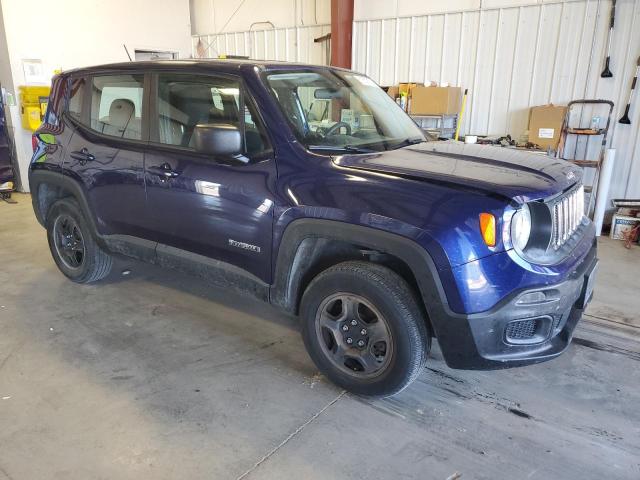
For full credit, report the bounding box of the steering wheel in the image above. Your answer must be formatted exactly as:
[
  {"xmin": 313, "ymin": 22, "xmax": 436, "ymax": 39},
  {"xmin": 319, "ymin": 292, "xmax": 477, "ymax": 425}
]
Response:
[{"xmin": 324, "ymin": 121, "xmax": 352, "ymax": 136}]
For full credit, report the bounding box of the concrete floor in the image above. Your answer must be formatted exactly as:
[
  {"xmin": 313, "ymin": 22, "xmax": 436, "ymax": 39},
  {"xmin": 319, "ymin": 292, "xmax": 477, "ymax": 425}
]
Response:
[{"xmin": 1, "ymin": 193, "xmax": 639, "ymax": 480}]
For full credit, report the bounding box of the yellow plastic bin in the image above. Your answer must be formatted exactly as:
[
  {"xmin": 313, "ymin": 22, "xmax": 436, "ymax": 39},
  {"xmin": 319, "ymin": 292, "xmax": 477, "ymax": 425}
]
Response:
[{"xmin": 19, "ymin": 85, "xmax": 50, "ymax": 131}]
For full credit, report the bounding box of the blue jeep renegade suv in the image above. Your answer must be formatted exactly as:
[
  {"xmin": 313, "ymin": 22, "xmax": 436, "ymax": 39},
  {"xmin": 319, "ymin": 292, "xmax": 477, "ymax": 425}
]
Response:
[{"xmin": 29, "ymin": 60, "xmax": 598, "ymax": 397}]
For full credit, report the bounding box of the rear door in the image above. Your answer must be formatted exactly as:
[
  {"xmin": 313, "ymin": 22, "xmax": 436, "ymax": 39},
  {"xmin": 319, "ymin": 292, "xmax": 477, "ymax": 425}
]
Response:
[
  {"xmin": 143, "ymin": 71, "xmax": 276, "ymax": 283},
  {"xmin": 63, "ymin": 72, "xmax": 152, "ymax": 240}
]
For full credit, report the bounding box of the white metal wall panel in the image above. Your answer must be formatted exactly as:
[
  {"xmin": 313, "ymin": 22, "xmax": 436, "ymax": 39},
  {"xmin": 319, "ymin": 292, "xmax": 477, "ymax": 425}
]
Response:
[
  {"xmin": 192, "ymin": 24, "xmax": 331, "ymax": 64},
  {"xmin": 352, "ymin": 0, "xmax": 640, "ymax": 201}
]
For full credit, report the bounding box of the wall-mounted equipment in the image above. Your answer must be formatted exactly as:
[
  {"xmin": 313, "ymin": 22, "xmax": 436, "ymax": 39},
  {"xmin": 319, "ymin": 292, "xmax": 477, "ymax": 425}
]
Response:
[{"xmin": 19, "ymin": 85, "xmax": 50, "ymax": 131}]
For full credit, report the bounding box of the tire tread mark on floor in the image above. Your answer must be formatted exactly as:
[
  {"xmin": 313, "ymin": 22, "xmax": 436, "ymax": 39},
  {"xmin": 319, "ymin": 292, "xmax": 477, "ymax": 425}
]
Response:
[
  {"xmin": 0, "ymin": 464, "xmax": 14, "ymax": 480},
  {"xmin": 584, "ymin": 313, "xmax": 640, "ymax": 331},
  {"xmin": 235, "ymin": 390, "xmax": 347, "ymax": 480},
  {"xmin": 572, "ymin": 337, "xmax": 640, "ymax": 362},
  {"xmin": 368, "ymin": 368, "xmax": 536, "ymax": 425},
  {"xmin": 425, "ymin": 367, "xmax": 466, "ymax": 384},
  {"xmin": 0, "ymin": 341, "xmax": 25, "ymax": 374}
]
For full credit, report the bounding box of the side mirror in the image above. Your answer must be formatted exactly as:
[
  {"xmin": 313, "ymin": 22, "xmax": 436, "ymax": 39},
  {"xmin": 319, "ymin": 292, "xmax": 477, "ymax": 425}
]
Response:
[{"xmin": 193, "ymin": 123, "xmax": 242, "ymax": 156}]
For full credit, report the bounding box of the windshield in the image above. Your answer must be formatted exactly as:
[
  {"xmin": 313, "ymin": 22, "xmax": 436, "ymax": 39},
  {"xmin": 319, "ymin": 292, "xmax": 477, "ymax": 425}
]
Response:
[{"xmin": 264, "ymin": 70, "xmax": 424, "ymax": 153}]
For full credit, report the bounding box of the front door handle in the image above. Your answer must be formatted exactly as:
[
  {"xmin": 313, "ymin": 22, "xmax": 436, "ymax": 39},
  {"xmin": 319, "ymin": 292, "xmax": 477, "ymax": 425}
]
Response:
[
  {"xmin": 69, "ymin": 148, "xmax": 95, "ymax": 164},
  {"xmin": 148, "ymin": 163, "xmax": 180, "ymax": 179}
]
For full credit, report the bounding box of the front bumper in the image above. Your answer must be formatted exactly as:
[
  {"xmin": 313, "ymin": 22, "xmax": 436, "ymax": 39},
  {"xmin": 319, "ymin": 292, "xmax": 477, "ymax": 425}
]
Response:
[
  {"xmin": 0, "ymin": 164, "xmax": 14, "ymax": 191},
  {"xmin": 433, "ymin": 240, "xmax": 598, "ymax": 370},
  {"xmin": 0, "ymin": 181, "xmax": 14, "ymax": 192}
]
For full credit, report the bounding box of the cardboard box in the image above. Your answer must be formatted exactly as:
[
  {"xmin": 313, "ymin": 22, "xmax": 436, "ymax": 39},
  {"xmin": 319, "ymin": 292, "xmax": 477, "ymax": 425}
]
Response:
[
  {"xmin": 610, "ymin": 214, "xmax": 640, "ymax": 241},
  {"xmin": 409, "ymin": 86, "xmax": 462, "ymax": 115},
  {"xmin": 386, "ymin": 86, "xmax": 399, "ymax": 99},
  {"xmin": 399, "ymin": 83, "xmax": 419, "ymax": 97},
  {"xmin": 528, "ymin": 104, "xmax": 567, "ymax": 150}
]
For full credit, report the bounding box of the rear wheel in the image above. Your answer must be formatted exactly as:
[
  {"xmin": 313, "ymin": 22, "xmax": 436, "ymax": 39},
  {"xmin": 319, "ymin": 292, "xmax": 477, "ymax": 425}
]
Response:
[
  {"xmin": 46, "ymin": 198, "xmax": 113, "ymax": 283},
  {"xmin": 300, "ymin": 261, "xmax": 429, "ymax": 397}
]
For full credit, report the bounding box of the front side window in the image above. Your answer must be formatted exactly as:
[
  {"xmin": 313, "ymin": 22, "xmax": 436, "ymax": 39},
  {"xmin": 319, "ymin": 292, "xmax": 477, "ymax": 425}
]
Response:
[
  {"xmin": 156, "ymin": 73, "xmax": 269, "ymax": 157},
  {"xmin": 265, "ymin": 70, "xmax": 424, "ymax": 153},
  {"xmin": 90, "ymin": 74, "xmax": 144, "ymax": 140}
]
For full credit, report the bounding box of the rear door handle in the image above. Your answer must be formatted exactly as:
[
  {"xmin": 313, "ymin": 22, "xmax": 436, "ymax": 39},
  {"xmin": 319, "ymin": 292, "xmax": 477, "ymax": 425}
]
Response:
[
  {"xmin": 148, "ymin": 163, "xmax": 180, "ymax": 178},
  {"xmin": 69, "ymin": 148, "xmax": 95, "ymax": 164}
]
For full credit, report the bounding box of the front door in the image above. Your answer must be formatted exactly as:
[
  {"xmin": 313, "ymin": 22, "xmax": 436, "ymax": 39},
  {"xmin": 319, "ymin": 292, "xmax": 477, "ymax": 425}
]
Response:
[{"xmin": 144, "ymin": 72, "xmax": 276, "ymax": 284}]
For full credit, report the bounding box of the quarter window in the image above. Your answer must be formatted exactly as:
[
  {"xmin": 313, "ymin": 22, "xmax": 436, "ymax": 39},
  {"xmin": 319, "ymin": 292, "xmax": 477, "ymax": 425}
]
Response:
[
  {"xmin": 156, "ymin": 73, "xmax": 269, "ymax": 157},
  {"xmin": 90, "ymin": 74, "xmax": 144, "ymax": 140},
  {"xmin": 67, "ymin": 77, "xmax": 85, "ymax": 121}
]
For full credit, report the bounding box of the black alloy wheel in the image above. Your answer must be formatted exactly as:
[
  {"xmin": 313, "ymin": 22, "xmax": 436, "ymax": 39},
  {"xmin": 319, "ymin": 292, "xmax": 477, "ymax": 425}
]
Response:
[{"xmin": 52, "ymin": 214, "xmax": 86, "ymax": 270}]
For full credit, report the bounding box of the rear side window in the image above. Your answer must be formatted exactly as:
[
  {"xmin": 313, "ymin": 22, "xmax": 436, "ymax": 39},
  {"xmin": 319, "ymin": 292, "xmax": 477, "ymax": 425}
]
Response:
[
  {"xmin": 90, "ymin": 74, "xmax": 144, "ymax": 140},
  {"xmin": 155, "ymin": 73, "xmax": 269, "ymax": 157}
]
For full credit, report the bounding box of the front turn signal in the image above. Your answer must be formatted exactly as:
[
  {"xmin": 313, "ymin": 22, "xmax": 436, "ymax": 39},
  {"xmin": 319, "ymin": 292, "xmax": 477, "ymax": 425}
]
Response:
[{"xmin": 479, "ymin": 213, "xmax": 496, "ymax": 247}]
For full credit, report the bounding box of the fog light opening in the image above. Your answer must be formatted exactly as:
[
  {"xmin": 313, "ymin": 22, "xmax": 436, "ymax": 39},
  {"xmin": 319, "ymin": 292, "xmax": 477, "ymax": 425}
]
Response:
[{"xmin": 516, "ymin": 291, "xmax": 547, "ymax": 305}]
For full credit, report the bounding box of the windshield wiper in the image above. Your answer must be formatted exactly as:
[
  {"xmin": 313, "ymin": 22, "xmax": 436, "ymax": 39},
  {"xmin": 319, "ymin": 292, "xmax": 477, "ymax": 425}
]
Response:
[
  {"xmin": 308, "ymin": 144, "xmax": 377, "ymax": 154},
  {"xmin": 387, "ymin": 137, "xmax": 425, "ymax": 150}
]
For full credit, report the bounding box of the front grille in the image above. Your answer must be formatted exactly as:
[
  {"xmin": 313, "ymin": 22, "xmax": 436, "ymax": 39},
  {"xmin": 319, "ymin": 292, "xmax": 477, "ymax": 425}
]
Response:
[
  {"xmin": 551, "ymin": 185, "xmax": 585, "ymax": 250},
  {"xmin": 505, "ymin": 319, "xmax": 537, "ymax": 340}
]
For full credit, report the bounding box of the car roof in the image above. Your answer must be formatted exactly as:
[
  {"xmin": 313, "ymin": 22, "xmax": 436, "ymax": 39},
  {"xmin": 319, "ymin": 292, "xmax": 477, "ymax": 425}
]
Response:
[{"xmin": 62, "ymin": 59, "xmax": 352, "ymax": 76}]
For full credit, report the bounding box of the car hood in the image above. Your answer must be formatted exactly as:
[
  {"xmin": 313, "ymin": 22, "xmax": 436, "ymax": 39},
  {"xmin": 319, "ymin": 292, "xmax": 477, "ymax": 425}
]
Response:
[{"xmin": 333, "ymin": 142, "xmax": 582, "ymax": 203}]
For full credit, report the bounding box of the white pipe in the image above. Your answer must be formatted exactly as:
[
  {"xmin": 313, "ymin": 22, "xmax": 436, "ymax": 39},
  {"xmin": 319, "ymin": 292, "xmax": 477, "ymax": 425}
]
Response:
[{"xmin": 593, "ymin": 148, "xmax": 615, "ymax": 236}]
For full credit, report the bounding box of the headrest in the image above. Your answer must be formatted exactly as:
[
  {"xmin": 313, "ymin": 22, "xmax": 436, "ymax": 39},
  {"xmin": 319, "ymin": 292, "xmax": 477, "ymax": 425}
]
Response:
[{"xmin": 108, "ymin": 99, "xmax": 135, "ymax": 125}]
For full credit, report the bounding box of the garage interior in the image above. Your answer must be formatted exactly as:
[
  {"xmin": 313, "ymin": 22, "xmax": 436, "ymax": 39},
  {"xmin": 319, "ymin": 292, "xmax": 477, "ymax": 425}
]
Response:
[{"xmin": 1, "ymin": 1, "xmax": 640, "ymax": 479}]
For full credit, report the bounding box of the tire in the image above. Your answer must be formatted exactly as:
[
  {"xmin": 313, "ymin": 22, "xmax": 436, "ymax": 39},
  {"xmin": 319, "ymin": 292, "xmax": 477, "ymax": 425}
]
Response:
[
  {"xmin": 300, "ymin": 261, "xmax": 430, "ymax": 397},
  {"xmin": 46, "ymin": 198, "xmax": 113, "ymax": 283}
]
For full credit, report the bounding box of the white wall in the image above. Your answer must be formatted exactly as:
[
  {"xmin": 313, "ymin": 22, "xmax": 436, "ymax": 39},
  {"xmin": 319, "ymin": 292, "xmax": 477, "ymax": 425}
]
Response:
[
  {"xmin": 192, "ymin": 24, "xmax": 332, "ymax": 64},
  {"xmin": 354, "ymin": 0, "xmax": 594, "ymax": 19},
  {"xmin": 0, "ymin": 0, "xmax": 192, "ymax": 191},
  {"xmin": 352, "ymin": 0, "xmax": 640, "ymax": 203},
  {"xmin": 190, "ymin": 0, "xmax": 331, "ymax": 64},
  {"xmin": 190, "ymin": 0, "xmax": 331, "ymax": 35}
]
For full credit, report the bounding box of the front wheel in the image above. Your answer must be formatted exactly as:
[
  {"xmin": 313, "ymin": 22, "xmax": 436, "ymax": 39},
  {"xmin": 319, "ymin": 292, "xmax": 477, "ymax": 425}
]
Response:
[{"xmin": 300, "ymin": 261, "xmax": 430, "ymax": 397}]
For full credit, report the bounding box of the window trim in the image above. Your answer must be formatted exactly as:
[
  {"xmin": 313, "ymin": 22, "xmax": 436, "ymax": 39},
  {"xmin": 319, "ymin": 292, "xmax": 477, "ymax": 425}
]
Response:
[
  {"xmin": 63, "ymin": 71, "xmax": 151, "ymax": 147},
  {"xmin": 147, "ymin": 70, "xmax": 273, "ymax": 161}
]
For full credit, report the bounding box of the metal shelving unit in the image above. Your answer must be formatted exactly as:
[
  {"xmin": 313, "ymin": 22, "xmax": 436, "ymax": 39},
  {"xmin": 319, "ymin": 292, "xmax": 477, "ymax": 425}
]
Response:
[
  {"xmin": 410, "ymin": 114, "xmax": 458, "ymax": 140},
  {"xmin": 557, "ymin": 99, "xmax": 614, "ymax": 218}
]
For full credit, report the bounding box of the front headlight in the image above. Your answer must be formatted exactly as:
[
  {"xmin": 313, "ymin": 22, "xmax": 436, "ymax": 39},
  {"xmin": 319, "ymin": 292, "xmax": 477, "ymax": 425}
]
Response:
[
  {"xmin": 511, "ymin": 204, "xmax": 532, "ymax": 252},
  {"xmin": 509, "ymin": 202, "xmax": 554, "ymax": 257}
]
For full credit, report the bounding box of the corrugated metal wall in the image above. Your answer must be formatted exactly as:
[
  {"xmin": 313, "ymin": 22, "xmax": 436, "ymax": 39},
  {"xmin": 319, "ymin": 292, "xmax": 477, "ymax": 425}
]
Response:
[
  {"xmin": 352, "ymin": 0, "xmax": 640, "ymax": 200},
  {"xmin": 191, "ymin": 23, "xmax": 331, "ymax": 64}
]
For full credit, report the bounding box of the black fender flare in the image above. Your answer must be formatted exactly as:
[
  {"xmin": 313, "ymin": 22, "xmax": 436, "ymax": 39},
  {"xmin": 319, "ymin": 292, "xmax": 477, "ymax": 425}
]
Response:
[
  {"xmin": 29, "ymin": 169, "xmax": 103, "ymax": 242},
  {"xmin": 269, "ymin": 218, "xmax": 451, "ymax": 320},
  {"xmin": 269, "ymin": 219, "xmax": 493, "ymax": 369}
]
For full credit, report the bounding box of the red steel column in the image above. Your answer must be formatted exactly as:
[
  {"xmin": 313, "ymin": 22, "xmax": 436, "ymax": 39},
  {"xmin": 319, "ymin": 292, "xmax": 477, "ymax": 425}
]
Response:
[{"xmin": 330, "ymin": 0, "xmax": 354, "ymax": 69}]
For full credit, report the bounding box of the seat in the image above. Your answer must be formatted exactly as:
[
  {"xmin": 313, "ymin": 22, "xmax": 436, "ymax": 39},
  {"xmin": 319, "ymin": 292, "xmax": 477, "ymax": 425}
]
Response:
[
  {"xmin": 180, "ymin": 86, "xmax": 219, "ymax": 147},
  {"xmin": 101, "ymin": 99, "xmax": 138, "ymax": 139}
]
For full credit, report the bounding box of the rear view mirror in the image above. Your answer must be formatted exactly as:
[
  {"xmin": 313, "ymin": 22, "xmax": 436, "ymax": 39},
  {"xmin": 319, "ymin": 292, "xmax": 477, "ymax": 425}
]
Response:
[
  {"xmin": 193, "ymin": 123, "xmax": 242, "ymax": 156},
  {"xmin": 314, "ymin": 88, "xmax": 347, "ymax": 100}
]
